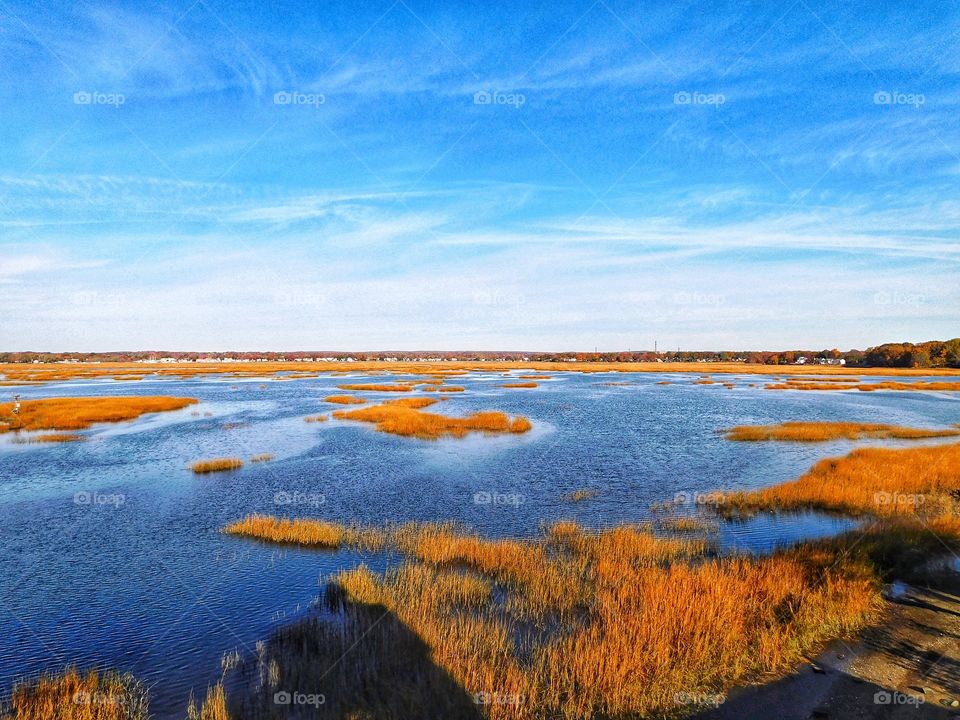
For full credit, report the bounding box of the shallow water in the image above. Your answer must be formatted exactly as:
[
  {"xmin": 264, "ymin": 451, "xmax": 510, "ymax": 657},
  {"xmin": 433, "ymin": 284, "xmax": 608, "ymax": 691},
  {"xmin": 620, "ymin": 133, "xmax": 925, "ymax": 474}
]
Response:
[{"xmin": 0, "ymin": 371, "xmax": 957, "ymax": 717}]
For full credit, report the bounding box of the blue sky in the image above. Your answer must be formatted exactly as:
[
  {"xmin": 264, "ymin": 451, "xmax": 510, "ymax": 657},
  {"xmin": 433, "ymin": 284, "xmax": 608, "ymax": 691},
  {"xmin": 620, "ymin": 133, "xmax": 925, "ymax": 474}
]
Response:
[{"xmin": 1, "ymin": 0, "xmax": 957, "ymax": 351}]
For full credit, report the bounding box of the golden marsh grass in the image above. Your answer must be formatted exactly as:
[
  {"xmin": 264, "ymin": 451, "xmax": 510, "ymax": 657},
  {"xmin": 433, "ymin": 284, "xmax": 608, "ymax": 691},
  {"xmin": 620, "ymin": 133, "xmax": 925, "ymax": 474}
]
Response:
[
  {"xmin": 191, "ymin": 458, "xmax": 244, "ymax": 474},
  {"xmin": 332, "ymin": 401, "xmax": 532, "ymax": 440},
  {"xmin": 0, "ymin": 396, "xmax": 197, "ymax": 432},
  {"xmin": 224, "ymin": 514, "xmax": 385, "ymax": 551},
  {"xmin": 725, "ymin": 421, "xmax": 960, "ymax": 442},
  {"xmin": 228, "ymin": 520, "xmax": 880, "ymax": 719},
  {"xmin": 1, "ymin": 667, "xmax": 149, "ymax": 720},
  {"xmin": 722, "ymin": 441, "xmax": 960, "ymax": 520}
]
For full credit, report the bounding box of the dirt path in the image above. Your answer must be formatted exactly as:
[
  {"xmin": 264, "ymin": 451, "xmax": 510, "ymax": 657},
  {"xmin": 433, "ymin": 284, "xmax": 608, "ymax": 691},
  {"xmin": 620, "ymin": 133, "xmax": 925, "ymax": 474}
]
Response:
[{"xmin": 695, "ymin": 572, "xmax": 960, "ymax": 719}]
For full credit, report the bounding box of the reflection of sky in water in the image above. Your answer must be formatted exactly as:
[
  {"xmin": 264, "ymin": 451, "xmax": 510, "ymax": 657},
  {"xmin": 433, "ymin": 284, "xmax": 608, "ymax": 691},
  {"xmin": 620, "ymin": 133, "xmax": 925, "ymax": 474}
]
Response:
[{"xmin": 0, "ymin": 372, "xmax": 957, "ymax": 717}]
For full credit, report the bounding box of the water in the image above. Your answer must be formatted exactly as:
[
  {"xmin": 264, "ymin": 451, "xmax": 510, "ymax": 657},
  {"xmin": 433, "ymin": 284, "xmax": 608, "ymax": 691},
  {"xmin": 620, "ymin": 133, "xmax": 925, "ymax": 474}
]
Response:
[{"xmin": 1, "ymin": 371, "xmax": 957, "ymax": 717}]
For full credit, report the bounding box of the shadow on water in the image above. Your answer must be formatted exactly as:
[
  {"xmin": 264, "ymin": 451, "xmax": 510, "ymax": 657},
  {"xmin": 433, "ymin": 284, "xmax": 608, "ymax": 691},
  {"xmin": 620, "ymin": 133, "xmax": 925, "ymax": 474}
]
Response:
[{"xmin": 226, "ymin": 585, "xmax": 484, "ymax": 720}]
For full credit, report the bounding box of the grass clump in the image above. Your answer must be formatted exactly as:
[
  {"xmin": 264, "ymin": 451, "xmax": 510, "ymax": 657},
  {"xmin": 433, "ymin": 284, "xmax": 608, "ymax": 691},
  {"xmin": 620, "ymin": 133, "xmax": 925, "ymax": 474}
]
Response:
[
  {"xmin": 224, "ymin": 514, "xmax": 385, "ymax": 551},
  {"xmin": 0, "ymin": 396, "xmax": 197, "ymax": 432},
  {"xmin": 336, "ymin": 383, "xmax": 413, "ymax": 392},
  {"xmin": 12, "ymin": 432, "xmax": 84, "ymax": 443},
  {"xmin": 765, "ymin": 380, "xmax": 960, "ymax": 392},
  {"xmin": 725, "ymin": 421, "xmax": 960, "ymax": 442},
  {"xmin": 563, "ymin": 489, "xmax": 598, "ymax": 502},
  {"xmin": 1, "ymin": 667, "xmax": 149, "ymax": 720},
  {"xmin": 332, "ymin": 401, "xmax": 532, "ymax": 440},
  {"xmin": 323, "ymin": 395, "xmax": 366, "ymax": 404},
  {"xmin": 249, "ymin": 453, "xmax": 273, "ymax": 463},
  {"xmin": 722, "ymin": 441, "xmax": 960, "ymax": 520},
  {"xmin": 191, "ymin": 458, "xmax": 244, "ymax": 474},
  {"xmin": 303, "ymin": 415, "xmax": 328, "ymax": 422},
  {"xmin": 502, "ymin": 382, "xmax": 537, "ymax": 389}
]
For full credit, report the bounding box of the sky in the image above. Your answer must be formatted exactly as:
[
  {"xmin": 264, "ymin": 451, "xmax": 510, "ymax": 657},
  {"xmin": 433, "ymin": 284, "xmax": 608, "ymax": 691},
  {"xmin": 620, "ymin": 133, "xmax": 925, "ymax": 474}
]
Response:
[{"xmin": 0, "ymin": 0, "xmax": 958, "ymax": 352}]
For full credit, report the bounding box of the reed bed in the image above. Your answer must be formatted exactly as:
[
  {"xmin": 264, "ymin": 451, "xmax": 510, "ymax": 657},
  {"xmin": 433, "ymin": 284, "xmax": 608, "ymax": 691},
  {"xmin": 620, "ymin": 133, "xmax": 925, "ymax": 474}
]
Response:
[
  {"xmin": 333, "ymin": 401, "xmax": 532, "ymax": 440},
  {"xmin": 765, "ymin": 380, "xmax": 960, "ymax": 392},
  {"xmin": 303, "ymin": 415, "xmax": 328, "ymax": 422},
  {"xmin": 722, "ymin": 441, "xmax": 960, "ymax": 519},
  {"xmin": 249, "ymin": 453, "xmax": 273, "ymax": 463},
  {"xmin": 11, "ymin": 432, "xmax": 84, "ymax": 443},
  {"xmin": 224, "ymin": 520, "xmax": 879, "ymax": 720},
  {"xmin": 191, "ymin": 458, "xmax": 244, "ymax": 474},
  {"xmin": 323, "ymin": 395, "xmax": 366, "ymax": 404},
  {"xmin": 0, "ymin": 667, "xmax": 149, "ymax": 720},
  {"xmin": 693, "ymin": 379, "xmax": 715, "ymax": 385},
  {"xmin": 658, "ymin": 516, "xmax": 716, "ymax": 532},
  {"xmin": 4, "ymin": 360, "xmax": 957, "ymax": 385},
  {"xmin": 437, "ymin": 386, "xmax": 465, "ymax": 392},
  {"xmin": 224, "ymin": 514, "xmax": 385, "ymax": 551},
  {"xmin": 0, "ymin": 396, "xmax": 197, "ymax": 432},
  {"xmin": 336, "ymin": 383, "xmax": 414, "ymax": 392},
  {"xmin": 725, "ymin": 421, "xmax": 960, "ymax": 442},
  {"xmin": 502, "ymin": 382, "xmax": 537, "ymax": 389},
  {"xmin": 185, "ymin": 683, "xmax": 230, "ymax": 720}
]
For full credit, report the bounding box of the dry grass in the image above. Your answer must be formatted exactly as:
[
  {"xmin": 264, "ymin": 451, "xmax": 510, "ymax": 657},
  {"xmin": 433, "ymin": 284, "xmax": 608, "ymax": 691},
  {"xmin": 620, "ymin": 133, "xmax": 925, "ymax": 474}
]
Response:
[
  {"xmin": 502, "ymin": 382, "xmax": 538, "ymax": 389},
  {"xmin": 658, "ymin": 516, "xmax": 716, "ymax": 532},
  {"xmin": 185, "ymin": 683, "xmax": 230, "ymax": 720},
  {"xmin": 224, "ymin": 514, "xmax": 385, "ymax": 551},
  {"xmin": 303, "ymin": 415, "xmax": 328, "ymax": 422},
  {"xmin": 229, "ymin": 521, "xmax": 879, "ymax": 720},
  {"xmin": 1, "ymin": 667, "xmax": 149, "ymax": 720},
  {"xmin": 6, "ymin": 360, "xmax": 956, "ymax": 385},
  {"xmin": 518, "ymin": 375, "xmax": 552, "ymax": 380},
  {"xmin": 336, "ymin": 383, "xmax": 413, "ymax": 392},
  {"xmin": 0, "ymin": 396, "xmax": 197, "ymax": 432},
  {"xmin": 694, "ymin": 379, "xmax": 715, "ymax": 385},
  {"xmin": 323, "ymin": 395, "xmax": 366, "ymax": 404},
  {"xmin": 191, "ymin": 458, "xmax": 244, "ymax": 474},
  {"xmin": 722, "ymin": 441, "xmax": 960, "ymax": 519},
  {"xmin": 765, "ymin": 380, "xmax": 960, "ymax": 392},
  {"xmin": 437, "ymin": 386, "xmax": 465, "ymax": 392},
  {"xmin": 332, "ymin": 401, "xmax": 532, "ymax": 440},
  {"xmin": 12, "ymin": 432, "xmax": 84, "ymax": 443},
  {"xmin": 564, "ymin": 489, "xmax": 598, "ymax": 502},
  {"xmin": 249, "ymin": 453, "xmax": 274, "ymax": 463},
  {"xmin": 725, "ymin": 421, "xmax": 960, "ymax": 442},
  {"xmin": 384, "ymin": 397, "xmax": 440, "ymax": 409}
]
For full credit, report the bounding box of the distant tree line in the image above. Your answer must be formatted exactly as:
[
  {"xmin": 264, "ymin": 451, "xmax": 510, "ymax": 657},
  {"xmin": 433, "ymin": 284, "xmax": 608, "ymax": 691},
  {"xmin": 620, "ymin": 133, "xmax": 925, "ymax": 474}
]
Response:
[{"xmin": 1, "ymin": 339, "xmax": 957, "ymax": 367}]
